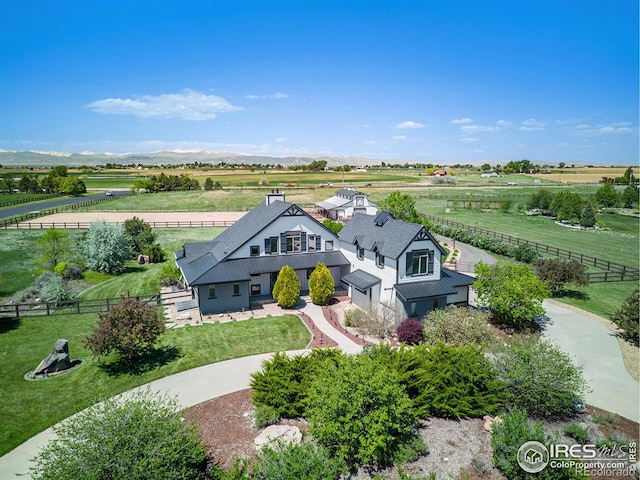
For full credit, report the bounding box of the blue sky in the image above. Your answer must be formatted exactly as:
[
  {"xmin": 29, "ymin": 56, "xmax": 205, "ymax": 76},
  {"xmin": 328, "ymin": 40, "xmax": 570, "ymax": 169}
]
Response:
[{"xmin": 0, "ymin": 1, "xmax": 637, "ymax": 165}]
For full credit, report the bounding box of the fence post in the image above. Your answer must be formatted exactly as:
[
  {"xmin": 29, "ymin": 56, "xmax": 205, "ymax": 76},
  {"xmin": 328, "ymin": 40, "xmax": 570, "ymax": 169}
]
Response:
[
  {"xmin": 15, "ymin": 304, "xmax": 19, "ymax": 319},
  {"xmin": 46, "ymin": 302, "xmax": 50, "ymax": 315},
  {"xmin": 76, "ymin": 300, "xmax": 80, "ymax": 314}
]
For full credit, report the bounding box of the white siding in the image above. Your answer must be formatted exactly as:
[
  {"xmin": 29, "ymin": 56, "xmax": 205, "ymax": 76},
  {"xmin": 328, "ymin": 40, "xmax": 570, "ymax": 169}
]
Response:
[
  {"xmin": 397, "ymin": 239, "xmax": 442, "ymax": 284},
  {"xmin": 228, "ymin": 215, "xmax": 339, "ymax": 260},
  {"xmin": 447, "ymin": 285, "xmax": 469, "ymax": 304}
]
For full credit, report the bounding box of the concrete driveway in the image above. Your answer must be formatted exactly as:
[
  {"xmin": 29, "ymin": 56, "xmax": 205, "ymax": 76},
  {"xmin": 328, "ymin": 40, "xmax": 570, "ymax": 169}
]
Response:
[{"xmin": 542, "ymin": 300, "xmax": 639, "ymax": 423}]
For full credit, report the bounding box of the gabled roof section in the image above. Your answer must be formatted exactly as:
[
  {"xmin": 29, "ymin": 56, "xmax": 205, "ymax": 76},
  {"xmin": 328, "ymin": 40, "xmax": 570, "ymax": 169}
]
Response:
[
  {"xmin": 177, "ymin": 200, "xmax": 341, "ymax": 286},
  {"xmin": 339, "ymin": 212, "xmax": 445, "ymax": 259}
]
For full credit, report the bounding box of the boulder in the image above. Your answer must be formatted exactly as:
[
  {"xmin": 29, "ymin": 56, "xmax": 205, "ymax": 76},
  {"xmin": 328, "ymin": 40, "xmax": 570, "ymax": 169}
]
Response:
[
  {"xmin": 34, "ymin": 339, "xmax": 71, "ymax": 376},
  {"xmin": 254, "ymin": 425, "xmax": 302, "ymax": 450},
  {"xmin": 483, "ymin": 415, "xmax": 503, "ymax": 433}
]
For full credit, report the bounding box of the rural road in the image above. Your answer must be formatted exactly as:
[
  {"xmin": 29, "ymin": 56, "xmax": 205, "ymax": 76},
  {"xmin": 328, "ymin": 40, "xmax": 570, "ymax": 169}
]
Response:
[{"xmin": 0, "ymin": 191, "xmax": 129, "ymax": 220}]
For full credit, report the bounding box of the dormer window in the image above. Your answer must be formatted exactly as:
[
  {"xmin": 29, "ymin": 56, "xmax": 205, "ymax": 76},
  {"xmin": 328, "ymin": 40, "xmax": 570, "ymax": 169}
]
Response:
[
  {"xmin": 376, "ymin": 251, "xmax": 385, "ymax": 268},
  {"xmin": 357, "ymin": 247, "xmax": 365, "ymax": 260},
  {"xmin": 355, "ymin": 196, "xmax": 364, "ymax": 206}
]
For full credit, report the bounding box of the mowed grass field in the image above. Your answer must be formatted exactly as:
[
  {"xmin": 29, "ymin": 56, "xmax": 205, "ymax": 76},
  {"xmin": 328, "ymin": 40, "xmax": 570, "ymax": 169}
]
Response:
[
  {"xmin": 0, "ymin": 227, "xmax": 223, "ymax": 300},
  {"xmin": 0, "ymin": 313, "xmax": 310, "ymax": 456}
]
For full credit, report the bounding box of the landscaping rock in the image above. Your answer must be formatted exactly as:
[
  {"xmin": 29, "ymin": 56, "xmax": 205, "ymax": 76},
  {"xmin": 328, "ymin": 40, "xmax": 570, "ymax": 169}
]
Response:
[
  {"xmin": 254, "ymin": 425, "xmax": 302, "ymax": 450},
  {"xmin": 482, "ymin": 415, "xmax": 503, "ymax": 433},
  {"xmin": 34, "ymin": 339, "xmax": 71, "ymax": 376}
]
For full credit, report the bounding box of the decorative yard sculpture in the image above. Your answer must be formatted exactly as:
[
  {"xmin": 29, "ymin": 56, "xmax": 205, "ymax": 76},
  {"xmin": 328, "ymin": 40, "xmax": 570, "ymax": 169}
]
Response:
[{"xmin": 33, "ymin": 338, "xmax": 71, "ymax": 376}]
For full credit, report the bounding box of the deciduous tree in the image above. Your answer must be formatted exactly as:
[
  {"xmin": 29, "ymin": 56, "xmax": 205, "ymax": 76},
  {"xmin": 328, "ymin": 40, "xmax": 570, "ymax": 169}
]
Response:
[
  {"xmin": 473, "ymin": 262, "xmax": 550, "ymax": 331},
  {"xmin": 123, "ymin": 216, "xmax": 157, "ymax": 255},
  {"xmin": 83, "ymin": 296, "xmax": 164, "ymax": 361},
  {"xmin": 379, "ymin": 191, "xmax": 421, "ymax": 223},
  {"xmin": 534, "ymin": 258, "xmax": 589, "ymax": 295},
  {"xmin": 36, "ymin": 228, "xmax": 73, "ymax": 271},
  {"xmin": 81, "ymin": 220, "xmax": 132, "ymax": 274}
]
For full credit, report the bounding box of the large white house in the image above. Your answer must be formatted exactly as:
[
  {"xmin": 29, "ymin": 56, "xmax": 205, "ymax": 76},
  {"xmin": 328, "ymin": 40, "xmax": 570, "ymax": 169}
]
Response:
[{"xmin": 176, "ymin": 193, "xmax": 474, "ymax": 322}]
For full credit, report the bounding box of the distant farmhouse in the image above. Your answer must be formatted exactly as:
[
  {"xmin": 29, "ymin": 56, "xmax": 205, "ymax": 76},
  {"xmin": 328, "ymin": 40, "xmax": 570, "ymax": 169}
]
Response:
[
  {"xmin": 314, "ymin": 187, "xmax": 378, "ymax": 221},
  {"xmin": 176, "ymin": 193, "xmax": 474, "ymax": 323}
]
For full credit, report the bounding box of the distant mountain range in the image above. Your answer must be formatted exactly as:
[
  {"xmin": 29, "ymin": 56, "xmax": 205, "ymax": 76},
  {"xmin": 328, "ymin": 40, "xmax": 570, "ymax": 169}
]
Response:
[{"xmin": 0, "ymin": 150, "xmax": 393, "ymax": 168}]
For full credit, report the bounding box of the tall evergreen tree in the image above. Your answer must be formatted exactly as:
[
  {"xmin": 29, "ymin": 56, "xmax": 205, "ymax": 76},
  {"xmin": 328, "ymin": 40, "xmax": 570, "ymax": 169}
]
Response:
[
  {"xmin": 308, "ymin": 262, "xmax": 334, "ymax": 305},
  {"xmin": 579, "ymin": 201, "xmax": 596, "ymax": 227},
  {"xmin": 272, "ymin": 265, "xmax": 300, "ymax": 308}
]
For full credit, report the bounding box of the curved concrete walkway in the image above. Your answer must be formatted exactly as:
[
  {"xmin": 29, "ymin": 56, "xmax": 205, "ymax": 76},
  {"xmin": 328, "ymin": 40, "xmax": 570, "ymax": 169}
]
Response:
[
  {"xmin": 2, "ymin": 290, "xmax": 637, "ymax": 477},
  {"xmin": 541, "ymin": 300, "xmax": 639, "ymax": 423}
]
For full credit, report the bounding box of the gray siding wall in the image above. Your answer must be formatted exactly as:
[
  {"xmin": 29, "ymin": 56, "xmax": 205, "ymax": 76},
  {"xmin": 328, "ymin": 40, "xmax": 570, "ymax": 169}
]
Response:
[{"xmin": 197, "ymin": 281, "xmax": 250, "ymax": 314}]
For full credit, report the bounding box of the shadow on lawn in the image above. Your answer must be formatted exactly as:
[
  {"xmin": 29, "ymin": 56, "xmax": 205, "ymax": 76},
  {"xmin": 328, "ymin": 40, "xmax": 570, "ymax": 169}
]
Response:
[
  {"xmin": 99, "ymin": 345, "xmax": 183, "ymax": 376},
  {"xmin": 0, "ymin": 317, "xmax": 20, "ymax": 334},
  {"xmin": 554, "ymin": 288, "xmax": 590, "ymax": 300}
]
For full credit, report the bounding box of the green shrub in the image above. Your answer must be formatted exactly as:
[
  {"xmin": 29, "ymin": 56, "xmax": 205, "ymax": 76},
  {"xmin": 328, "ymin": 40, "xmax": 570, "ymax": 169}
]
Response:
[
  {"xmin": 81, "ymin": 221, "xmax": 133, "ymax": 274},
  {"xmin": 54, "ymin": 261, "xmax": 68, "ymax": 277},
  {"xmin": 272, "ymin": 265, "xmax": 300, "ymax": 308},
  {"xmin": 579, "ymin": 202, "xmax": 596, "ymax": 227},
  {"xmin": 158, "ymin": 263, "xmax": 183, "ymax": 288},
  {"xmin": 510, "ymin": 243, "xmax": 539, "ymax": 264},
  {"xmin": 307, "ymin": 354, "xmax": 419, "ymax": 470},
  {"xmin": 321, "ymin": 218, "xmax": 343, "ymax": 234},
  {"xmin": 563, "ymin": 422, "xmax": 588, "ymax": 444},
  {"xmin": 491, "ymin": 408, "xmax": 587, "ymax": 480},
  {"xmin": 610, "ymin": 289, "xmax": 639, "ymax": 343},
  {"xmin": 143, "ymin": 244, "xmax": 166, "ymax": 263},
  {"xmin": 63, "ymin": 264, "xmax": 83, "ymax": 280},
  {"xmin": 40, "ymin": 276, "xmax": 72, "ymax": 303},
  {"xmin": 592, "ymin": 412, "xmax": 618, "ymax": 428},
  {"xmin": 253, "ymin": 440, "xmax": 343, "ymax": 480},
  {"xmin": 308, "ymin": 262, "xmax": 334, "ymax": 305},
  {"xmin": 422, "ymin": 305, "xmax": 493, "ymax": 346},
  {"xmin": 491, "ymin": 338, "xmax": 589, "ymax": 418},
  {"xmin": 250, "ymin": 349, "xmax": 345, "ymax": 419},
  {"xmin": 397, "ymin": 344, "xmax": 504, "ymax": 419},
  {"xmin": 253, "ymin": 405, "xmax": 280, "ymax": 429},
  {"xmin": 30, "ymin": 389, "xmax": 208, "ymax": 480}
]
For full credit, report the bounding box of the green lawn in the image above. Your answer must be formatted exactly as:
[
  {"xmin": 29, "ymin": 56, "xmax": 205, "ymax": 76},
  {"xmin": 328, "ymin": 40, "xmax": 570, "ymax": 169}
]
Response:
[
  {"xmin": 0, "ymin": 227, "xmax": 223, "ymax": 300},
  {"xmin": 416, "ymin": 205, "xmax": 638, "ymax": 269},
  {"xmin": 553, "ymin": 281, "xmax": 638, "ymax": 319},
  {"xmin": 0, "ymin": 313, "xmax": 310, "ymax": 456}
]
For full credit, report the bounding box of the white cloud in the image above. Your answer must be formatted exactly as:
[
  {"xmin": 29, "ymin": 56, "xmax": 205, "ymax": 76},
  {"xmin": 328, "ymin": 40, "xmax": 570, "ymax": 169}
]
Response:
[
  {"xmin": 392, "ymin": 135, "xmax": 407, "ymax": 140},
  {"xmin": 570, "ymin": 122, "xmax": 636, "ymax": 137},
  {"xmin": 245, "ymin": 92, "xmax": 288, "ymax": 100},
  {"xmin": 461, "ymin": 124, "xmax": 500, "ymax": 133},
  {"xmin": 85, "ymin": 89, "xmax": 242, "ymax": 120},
  {"xmin": 450, "ymin": 118, "xmax": 473, "ymax": 124},
  {"xmin": 394, "ymin": 121, "xmax": 425, "ymax": 129},
  {"xmin": 460, "ymin": 137, "xmax": 479, "ymax": 143},
  {"xmin": 275, "ymin": 137, "xmax": 288, "ymax": 142},
  {"xmin": 496, "ymin": 119, "xmax": 512, "ymax": 127},
  {"xmin": 518, "ymin": 118, "xmax": 546, "ymax": 131}
]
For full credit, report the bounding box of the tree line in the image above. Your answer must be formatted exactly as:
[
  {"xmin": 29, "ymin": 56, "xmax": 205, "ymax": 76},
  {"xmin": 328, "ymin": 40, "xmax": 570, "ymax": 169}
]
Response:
[{"xmin": 1, "ymin": 166, "xmax": 86, "ymax": 195}]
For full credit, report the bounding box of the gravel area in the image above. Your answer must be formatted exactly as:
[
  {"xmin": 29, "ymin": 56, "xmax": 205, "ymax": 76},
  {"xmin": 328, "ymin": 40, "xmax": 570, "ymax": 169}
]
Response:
[{"xmin": 186, "ymin": 389, "xmax": 639, "ymax": 479}]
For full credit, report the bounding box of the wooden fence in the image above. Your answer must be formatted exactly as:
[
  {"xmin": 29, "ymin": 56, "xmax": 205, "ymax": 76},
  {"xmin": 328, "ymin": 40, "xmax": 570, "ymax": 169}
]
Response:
[
  {"xmin": 0, "ymin": 193, "xmax": 62, "ymax": 208},
  {"xmin": 426, "ymin": 214, "xmax": 639, "ymax": 282},
  {"xmin": 0, "ymin": 196, "xmax": 117, "ymax": 229},
  {"xmin": 9, "ymin": 219, "xmax": 237, "ymax": 229},
  {"xmin": 0, "ymin": 290, "xmax": 191, "ymax": 319}
]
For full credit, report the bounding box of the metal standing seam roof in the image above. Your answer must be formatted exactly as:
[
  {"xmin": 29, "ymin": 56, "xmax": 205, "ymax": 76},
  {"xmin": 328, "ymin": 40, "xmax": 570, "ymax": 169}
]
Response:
[
  {"xmin": 315, "ymin": 196, "xmax": 351, "ymax": 211},
  {"xmin": 394, "ymin": 269, "xmax": 475, "ymax": 301},
  {"xmin": 185, "ymin": 251, "xmax": 350, "ymax": 286},
  {"xmin": 341, "ymin": 269, "xmax": 381, "ymax": 291}
]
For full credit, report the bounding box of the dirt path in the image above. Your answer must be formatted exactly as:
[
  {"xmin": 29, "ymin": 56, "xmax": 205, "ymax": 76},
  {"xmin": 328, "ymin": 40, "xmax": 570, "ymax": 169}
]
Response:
[{"xmin": 16, "ymin": 211, "xmax": 247, "ymax": 228}]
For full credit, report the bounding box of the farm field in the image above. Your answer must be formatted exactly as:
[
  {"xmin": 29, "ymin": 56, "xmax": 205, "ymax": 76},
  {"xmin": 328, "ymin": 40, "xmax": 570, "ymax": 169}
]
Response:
[{"xmin": 0, "ymin": 313, "xmax": 310, "ymax": 457}]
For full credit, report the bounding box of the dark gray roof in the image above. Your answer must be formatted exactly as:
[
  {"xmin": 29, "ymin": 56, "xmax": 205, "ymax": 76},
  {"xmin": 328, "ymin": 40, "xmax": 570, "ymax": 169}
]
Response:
[
  {"xmin": 185, "ymin": 251, "xmax": 349, "ymax": 286},
  {"xmin": 341, "ymin": 269, "xmax": 381, "ymax": 291},
  {"xmin": 177, "ymin": 199, "xmax": 341, "ymax": 285},
  {"xmin": 339, "ymin": 212, "xmax": 446, "ymax": 259},
  {"xmin": 336, "ymin": 188, "xmax": 364, "ymax": 198},
  {"xmin": 394, "ymin": 269, "xmax": 475, "ymax": 301}
]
